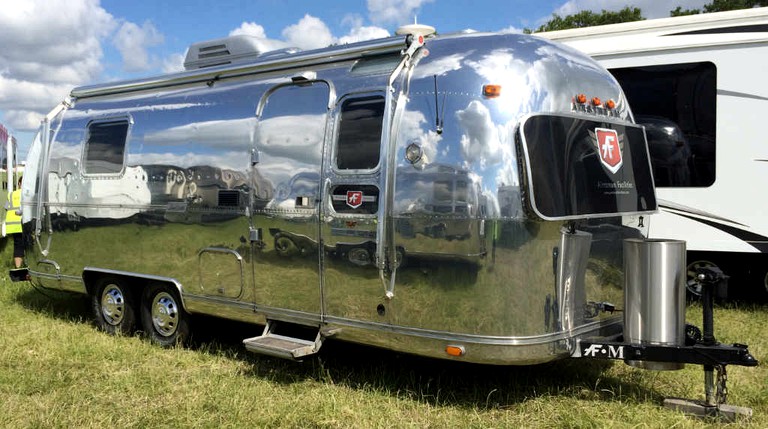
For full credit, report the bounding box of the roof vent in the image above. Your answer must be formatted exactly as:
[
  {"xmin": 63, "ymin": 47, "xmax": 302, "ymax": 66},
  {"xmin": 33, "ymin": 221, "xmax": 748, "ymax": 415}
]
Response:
[{"xmin": 184, "ymin": 35, "xmax": 268, "ymax": 70}]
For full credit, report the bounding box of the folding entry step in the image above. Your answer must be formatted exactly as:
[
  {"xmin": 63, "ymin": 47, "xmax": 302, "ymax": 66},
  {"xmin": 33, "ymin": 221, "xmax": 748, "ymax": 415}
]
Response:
[{"xmin": 242, "ymin": 320, "xmax": 325, "ymax": 360}]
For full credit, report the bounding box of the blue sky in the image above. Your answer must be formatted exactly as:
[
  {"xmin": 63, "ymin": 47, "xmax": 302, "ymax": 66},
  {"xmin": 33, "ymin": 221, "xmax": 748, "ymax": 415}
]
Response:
[{"xmin": 0, "ymin": 0, "xmax": 708, "ymax": 156}]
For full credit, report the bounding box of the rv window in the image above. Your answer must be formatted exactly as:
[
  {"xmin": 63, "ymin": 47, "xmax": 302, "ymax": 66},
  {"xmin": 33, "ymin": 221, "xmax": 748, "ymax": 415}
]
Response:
[
  {"xmin": 609, "ymin": 62, "xmax": 716, "ymax": 187},
  {"xmin": 84, "ymin": 119, "xmax": 129, "ymax": 174},
  {"xmin": 336, "ymin": 96, "xmax": 384, "ymax": 170},
  {"xmin": 521, "ymin": 115, "xmax": 656, "ymax": 220}
]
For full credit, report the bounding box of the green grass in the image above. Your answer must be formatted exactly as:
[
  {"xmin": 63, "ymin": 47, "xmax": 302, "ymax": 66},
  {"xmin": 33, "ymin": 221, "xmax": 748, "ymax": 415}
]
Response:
[{"xmin": 1, "ymin": 274, "xmax": 766, "ymax": 428}]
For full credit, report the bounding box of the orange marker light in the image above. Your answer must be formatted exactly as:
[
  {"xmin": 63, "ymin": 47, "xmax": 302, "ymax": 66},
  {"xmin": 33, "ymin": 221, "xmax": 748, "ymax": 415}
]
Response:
[
  {"xmin": 591, "ymin": 97, "xmax": 602, "ymax": 106},
  {"xmin": 605, "ymin": 99, "xmax": 616, "ymax": 109},
  {"xmin": 482, "ymin": 84, "xmax": 502, "ymax": 98},
  {"xmin": 445, "ymin": 345, "xmax": 465, "ymax": 357},
  {"xmin": 576, "ymin": 93, "xmax": 587, "ymax": 104}
]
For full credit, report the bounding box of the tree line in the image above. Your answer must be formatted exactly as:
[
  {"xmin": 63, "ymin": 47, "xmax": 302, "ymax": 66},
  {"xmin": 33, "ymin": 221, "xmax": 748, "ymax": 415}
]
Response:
[{"xmin": 527, "ymin": 0, "xmax": 768, "ymax": 32}]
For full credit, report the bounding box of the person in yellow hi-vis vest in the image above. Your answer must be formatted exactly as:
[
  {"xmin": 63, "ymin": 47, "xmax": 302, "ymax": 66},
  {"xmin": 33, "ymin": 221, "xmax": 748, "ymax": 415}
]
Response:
[{"xmin": 5, "ymin": 177, "xmax": 23, "ymax": 268}]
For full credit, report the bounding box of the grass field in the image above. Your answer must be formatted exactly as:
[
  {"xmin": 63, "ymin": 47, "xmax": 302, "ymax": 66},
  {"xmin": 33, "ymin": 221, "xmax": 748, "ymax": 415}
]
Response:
[{"xmin": 1, "ymin": 270, "xmax": 766, "ymax": 428}]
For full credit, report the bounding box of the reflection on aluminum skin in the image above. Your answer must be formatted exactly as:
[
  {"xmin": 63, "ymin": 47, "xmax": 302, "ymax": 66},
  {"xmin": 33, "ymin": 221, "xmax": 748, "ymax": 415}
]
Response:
[{"xmin": 22, "ymin": 30, "xmax": 651, "ymax": 365}]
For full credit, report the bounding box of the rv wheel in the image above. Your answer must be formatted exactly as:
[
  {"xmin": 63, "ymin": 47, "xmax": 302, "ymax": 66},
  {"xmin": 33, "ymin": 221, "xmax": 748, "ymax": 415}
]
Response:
[
  {"xmin": 92, "ymin": 277, "xmax": 136, "ymax": 335},
  {"xmin": 141, "ymin": 284, "xmax": 189, "ymax": 347},
  {"xmin": 686, "ymin": 260, "xmax": 719, "ymax": 297}
]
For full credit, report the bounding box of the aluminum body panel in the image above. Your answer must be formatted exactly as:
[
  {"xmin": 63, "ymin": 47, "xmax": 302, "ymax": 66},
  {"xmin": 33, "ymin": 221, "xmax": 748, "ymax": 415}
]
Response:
[{"xmin": 21, "ymin": 32, "xmax": 648, "ymax": 364}]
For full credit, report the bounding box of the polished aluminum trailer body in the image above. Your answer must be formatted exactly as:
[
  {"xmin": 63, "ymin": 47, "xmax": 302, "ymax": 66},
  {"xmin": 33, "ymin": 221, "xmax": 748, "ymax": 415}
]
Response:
[{"xmin": 22, "ymin": 30, "xmax": 656, "ymax": 364}]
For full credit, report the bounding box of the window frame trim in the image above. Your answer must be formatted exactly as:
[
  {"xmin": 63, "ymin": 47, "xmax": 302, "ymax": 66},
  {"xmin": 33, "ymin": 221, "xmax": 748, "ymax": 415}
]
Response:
[
  {"xmin": 331, "ymin": 92, "xmax": 386, "ymax": 175},
  {"xmin": 81, "ymin": 115, "xmax": 133, "ymax": 178}
]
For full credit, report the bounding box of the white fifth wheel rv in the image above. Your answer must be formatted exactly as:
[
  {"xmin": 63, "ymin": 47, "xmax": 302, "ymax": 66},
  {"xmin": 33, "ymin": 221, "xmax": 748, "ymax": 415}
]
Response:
[
  {"xmin": 539, "ymin": 8, "xmax": 768, "ymax": 299},
  {"xmin": 14, "ymin": 26, "xmax": 759, "ymax": 402}
]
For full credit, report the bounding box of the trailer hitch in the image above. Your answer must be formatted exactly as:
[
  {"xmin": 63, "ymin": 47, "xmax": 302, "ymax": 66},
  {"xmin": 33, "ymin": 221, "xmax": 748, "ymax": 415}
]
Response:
[{"xmin": 575, "ymin": 266, "xmax": 758, "ymax": 421}]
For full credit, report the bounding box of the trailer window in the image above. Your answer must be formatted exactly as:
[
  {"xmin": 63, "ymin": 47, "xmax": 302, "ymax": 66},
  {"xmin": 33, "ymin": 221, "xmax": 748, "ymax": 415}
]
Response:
[
  {"xmin": 610, "ymin": 62, "xmax": 716, "ymax": 187},
  {"xmin": 336, "ymin": 96, "xmax": 384, "ymax": 170},
  {"xmin": 84, "ymin": 119, "xmax": 129, "ymax": 174},
  {"xmin": 521, "ymin": 115, "xmax": 656, "ymax": 220}
]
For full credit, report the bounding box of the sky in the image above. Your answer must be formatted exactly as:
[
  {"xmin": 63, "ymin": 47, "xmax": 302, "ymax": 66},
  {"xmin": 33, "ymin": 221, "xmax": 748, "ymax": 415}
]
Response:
[{"xmin": 0, "ymin": 0, "xmax": 710, "ymax": 156}]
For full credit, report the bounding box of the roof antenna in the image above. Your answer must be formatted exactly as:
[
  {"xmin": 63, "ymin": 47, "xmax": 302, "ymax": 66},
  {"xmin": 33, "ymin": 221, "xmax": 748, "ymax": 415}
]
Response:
[
  {"xmin": 395, "ymin": 16, "xmax": 437, "ymax": 37},
  {"xmin": 433, "ymin": 75, "xmax": 444, "ymax": 135}
]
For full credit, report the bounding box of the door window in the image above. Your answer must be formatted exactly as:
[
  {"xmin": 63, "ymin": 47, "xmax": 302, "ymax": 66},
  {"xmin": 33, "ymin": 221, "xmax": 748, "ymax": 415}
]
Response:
[
  {"xmin": 335, "ymin": 96, "xmax": 385, "ymax": 171},
  {"xmin": 254, "ymin": 82, "xmax": 330, "ymax": 213}
]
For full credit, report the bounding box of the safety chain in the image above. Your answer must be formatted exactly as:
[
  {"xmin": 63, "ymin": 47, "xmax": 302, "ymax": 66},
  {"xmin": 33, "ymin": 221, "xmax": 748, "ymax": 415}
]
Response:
[{"xmin": 716, "ymin": 364, "xmax": 728, "ymax": 405}]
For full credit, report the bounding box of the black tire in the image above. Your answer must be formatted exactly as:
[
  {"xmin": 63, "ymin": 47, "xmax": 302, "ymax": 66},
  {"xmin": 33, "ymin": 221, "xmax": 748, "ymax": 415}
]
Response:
[
  {"xmin": 686, "ymin": 259, "xmax": 719, "ymax": 298},
  {"xmin": 140, "ymin": 283, "xmax": 189, "ymax": 347},
  {"xmin": 91, "ymin": 277, "xmax": 137, "ymax": 335}
]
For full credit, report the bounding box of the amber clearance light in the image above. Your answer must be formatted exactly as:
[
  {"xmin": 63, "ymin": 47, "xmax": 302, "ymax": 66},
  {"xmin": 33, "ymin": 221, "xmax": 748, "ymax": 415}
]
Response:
[
  {"xmin": 482, "ymin": 84, "xmax": 502, "ymax": 98},
  {"xmin": 445, "ymin": 345, "xmax": 465, "ymax": 357}
]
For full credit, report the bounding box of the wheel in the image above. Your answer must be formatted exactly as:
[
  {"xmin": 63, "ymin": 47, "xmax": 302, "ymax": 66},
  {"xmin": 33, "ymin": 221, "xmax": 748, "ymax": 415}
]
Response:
[
  {"xmin": 686, "ymin": 259, "xmax": 719, "ymax": 297},
  {"xmin": 91, "ymin": 277, "xmax": 137, "ymax": 335},
  {"xmin": 141, "ymin": 283, "xmax": 189, "ymax": 347}
]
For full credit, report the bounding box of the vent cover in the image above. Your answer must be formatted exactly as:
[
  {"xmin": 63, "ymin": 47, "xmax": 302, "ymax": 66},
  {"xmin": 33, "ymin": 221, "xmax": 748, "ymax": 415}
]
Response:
[
  {"xmin": 218, "ymin": 190, "xmax": 240, "ymax": 207},
  {"xmin": 184, "ymin": 35, "xmax": 268, "ymax": 70}
]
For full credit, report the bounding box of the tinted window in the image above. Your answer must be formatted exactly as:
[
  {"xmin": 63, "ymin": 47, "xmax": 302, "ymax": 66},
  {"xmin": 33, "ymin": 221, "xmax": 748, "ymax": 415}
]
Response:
[
  {"xmin": 336, "ymin": 96, "xmax": 384, "ymax": 170},
  {"xmin": 610, "ymin": 62, "xmax": 716, "ymax": 187},
  {"xmin": 84, "ymin": 120, "xmax": 129, "ymax": 174},
  {"xmin": 521, "ymin": 115, "xmax": 656, "ymax": 220}
]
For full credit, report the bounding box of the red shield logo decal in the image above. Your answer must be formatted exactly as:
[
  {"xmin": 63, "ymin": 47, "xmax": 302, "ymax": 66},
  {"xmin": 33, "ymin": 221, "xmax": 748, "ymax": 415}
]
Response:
[
  {"xmin": 346, "ymin": 191, "xmax": 363, "ymax": 209},
  {"xmin": 595, "ymin": 128, "xmax": 623, "ymax": 174}
]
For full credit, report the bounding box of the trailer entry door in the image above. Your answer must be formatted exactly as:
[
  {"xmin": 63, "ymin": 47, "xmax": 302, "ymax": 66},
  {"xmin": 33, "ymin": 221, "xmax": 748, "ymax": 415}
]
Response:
[
  {"xmin": 321, "ymin": 94, "xmax": 386, "ymax": 322},
  {"xmin": 251, "ymin": 82, "xmax": 330, "ymax": 315}
]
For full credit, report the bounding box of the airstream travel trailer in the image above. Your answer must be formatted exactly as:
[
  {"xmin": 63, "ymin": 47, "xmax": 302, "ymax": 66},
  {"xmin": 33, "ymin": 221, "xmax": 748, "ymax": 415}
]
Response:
[
  {"xmin": 16, "ymin": 26, "xmax": 757, "ymax": 409},
  {"xmin": 538, "ymin": 8, "xmax": 768, "ymax": 299}
]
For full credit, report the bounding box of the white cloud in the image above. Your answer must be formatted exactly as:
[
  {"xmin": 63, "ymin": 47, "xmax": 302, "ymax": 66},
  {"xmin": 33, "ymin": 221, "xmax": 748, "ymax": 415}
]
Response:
[
  {"xmin": 338, "ymin": 25, "xmax": 390, "ymax": 44},
  {"xmin": 0, "ymin": 0, "xmax": 168, "ymax": 134},
  {"xmin": 162, "ymin": 53, "xmax": 186, "ymax": 74},
  {"xmin": 282, "ymin": 15, "xmax": 335, "ymax": 50},
  {"xmin": 2, "ymin": 110, "xmax": 45, "ymax": 132},
  {"xmin": 338, "ymin": 13, "xmax": 390, "ymax": 44},
  {"xmin": 229, "ymin": 22, "xmax": 289, "ymax": 52},
  {"xmin": 113, "ymin": 20, "xmax": 164, "ymax": 72},
  {"xmin": 554, "ymin": 0, "xmax": 709, "ymax": 20},
  {"xmin": 456, "ymin": 101, "xmax": 502, "ymax": 168},
  {"xmin": 367, "ymin": 0, "xmax": 435, "ymax": 26},
  {"xmin": 230, "ymin": 22, "xmax": 269, "ymax": 39},
  {"xmin": 342, "ymin": 13, "xmax": 366, "ymax": 29},
  {"xmin": 499, "ymin": 26, "xmax": 523, "ymax": 34},
  {"xmin": 0, "ymin": 0, "xmax": 116, "ymax": 132}
]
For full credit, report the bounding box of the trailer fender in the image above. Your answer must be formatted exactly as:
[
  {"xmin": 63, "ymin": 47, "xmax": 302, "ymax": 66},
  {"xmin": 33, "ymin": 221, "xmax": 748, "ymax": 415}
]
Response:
[{"xmin": 82, "ymin": 268, "xmax": 189, "ymax": 313}]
